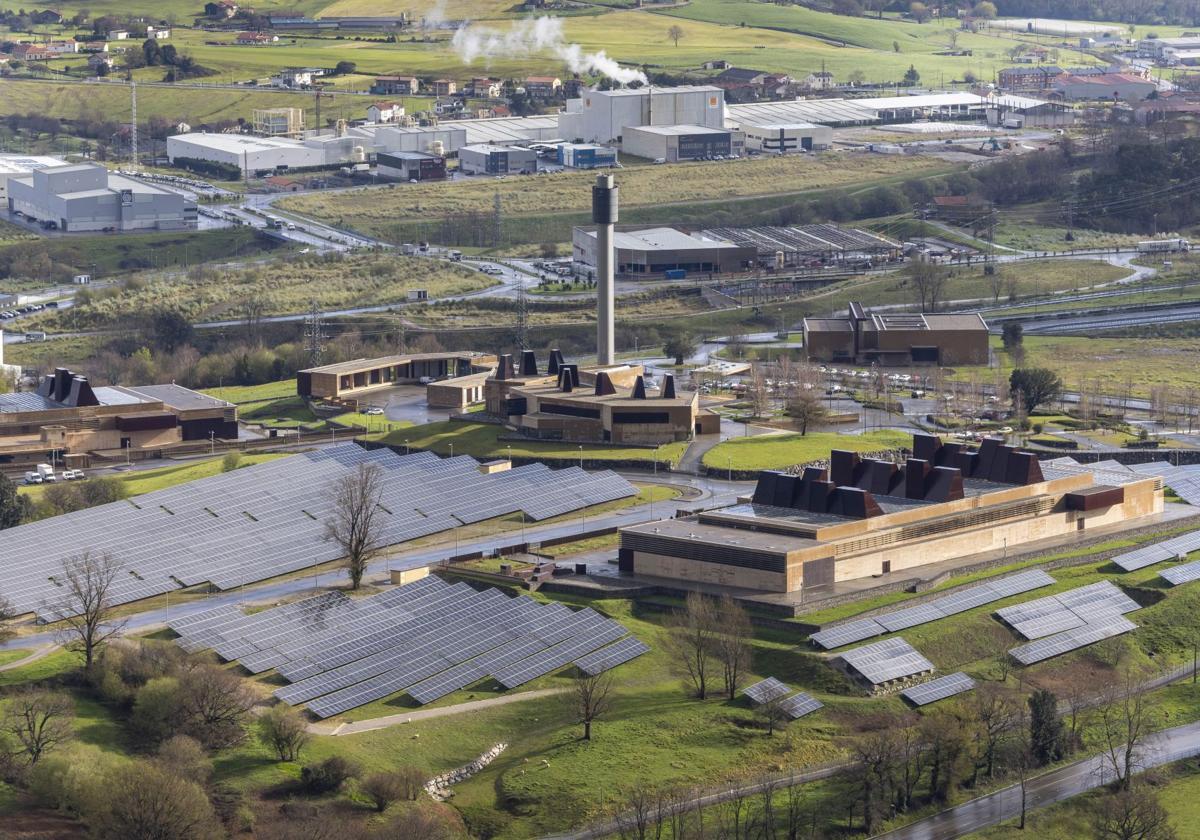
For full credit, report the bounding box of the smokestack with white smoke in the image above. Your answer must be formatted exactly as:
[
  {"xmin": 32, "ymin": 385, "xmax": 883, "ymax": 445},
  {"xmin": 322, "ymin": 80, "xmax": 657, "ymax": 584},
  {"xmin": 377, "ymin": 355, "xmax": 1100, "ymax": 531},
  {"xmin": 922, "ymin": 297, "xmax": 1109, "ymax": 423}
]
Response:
[{"xmin": 452, "ymin": 17, "xmax": 647, "ymax": 86}]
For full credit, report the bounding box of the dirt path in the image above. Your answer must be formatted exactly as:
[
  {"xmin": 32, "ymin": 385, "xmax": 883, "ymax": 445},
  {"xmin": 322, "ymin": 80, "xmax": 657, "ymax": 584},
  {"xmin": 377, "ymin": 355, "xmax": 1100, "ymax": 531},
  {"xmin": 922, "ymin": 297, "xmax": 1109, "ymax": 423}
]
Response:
[
  {"xmin": 0, "ymin": 644, "xmax": 58, "ymax": 672},
  {"xmin": 315, "ymin": 687, "xmax": 568, "ymax": 736}
]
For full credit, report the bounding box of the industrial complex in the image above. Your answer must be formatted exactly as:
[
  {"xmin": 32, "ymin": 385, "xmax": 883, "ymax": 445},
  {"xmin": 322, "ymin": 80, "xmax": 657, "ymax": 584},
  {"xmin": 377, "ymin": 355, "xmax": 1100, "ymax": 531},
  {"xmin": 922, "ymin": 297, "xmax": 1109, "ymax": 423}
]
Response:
[
  {"xmin": 803, "ymin": 302, "xmax": 991, "ymax": 366},
  {"xmin": 6, "ymin": 162, "xmax": 197, "ymax": 231}
]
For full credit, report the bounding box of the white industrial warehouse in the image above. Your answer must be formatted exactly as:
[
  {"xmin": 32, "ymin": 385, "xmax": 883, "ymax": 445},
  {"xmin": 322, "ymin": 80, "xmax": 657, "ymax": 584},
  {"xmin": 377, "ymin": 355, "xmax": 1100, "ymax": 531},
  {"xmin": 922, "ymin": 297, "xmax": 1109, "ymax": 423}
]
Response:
[
  {"xmin": 0, "ymin": 153, "xmax": 67, "ymax": 202},
  {"xmin": 6, "ymin": 163, "xmax": 196, "ymax": 232}
]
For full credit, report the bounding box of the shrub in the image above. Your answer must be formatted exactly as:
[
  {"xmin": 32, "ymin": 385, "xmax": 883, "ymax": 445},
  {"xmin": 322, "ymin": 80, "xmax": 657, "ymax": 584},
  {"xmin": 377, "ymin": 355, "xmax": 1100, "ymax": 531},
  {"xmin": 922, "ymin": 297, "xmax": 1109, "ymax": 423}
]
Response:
[
  {"xmin": 300, "ymin": 756, "xmax": 360, "ymax": 794},
  {"xmin": 257, "ymin": 703, "xmax": 310, "ymax": 762},
  {"xmin": 221, "ymin": 451, "xmax": 243, "ymax": 472},
  {"xmin": 361, "ymin": 767, "xmax": 424, "ymax": 812},
  {"xmin": 155, "ymin": 735, "xmax": 212, "ymax": 785},
  {"xmin": 131, "ymin": 676, "xmax": 184, "ymax": 745}
]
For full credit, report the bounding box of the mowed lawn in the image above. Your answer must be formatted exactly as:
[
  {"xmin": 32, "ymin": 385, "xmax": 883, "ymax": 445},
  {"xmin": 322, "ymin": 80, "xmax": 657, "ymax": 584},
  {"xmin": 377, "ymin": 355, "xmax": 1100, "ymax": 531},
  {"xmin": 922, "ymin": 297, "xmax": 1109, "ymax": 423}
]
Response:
[
  {"xmin": 702, "ymin": 429, "xmax": 912, "ymax": 471},
  {"xmin": 370, "ymin": 419, "xmax": 690, "ymax": 466},
  {"xmin": 17, "ymin": 453, "xmax": 287, "ymax": 502}
]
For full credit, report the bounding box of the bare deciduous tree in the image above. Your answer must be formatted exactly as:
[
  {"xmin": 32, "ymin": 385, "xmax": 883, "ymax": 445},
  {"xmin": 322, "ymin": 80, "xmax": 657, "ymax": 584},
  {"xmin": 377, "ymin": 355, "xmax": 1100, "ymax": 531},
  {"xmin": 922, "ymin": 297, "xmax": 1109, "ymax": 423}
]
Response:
[
  {"xmin": 663, "ymin": 593, "xmax": 719, "ymax": 700},
  {"xmin": 1096, "ymin": 668, "xmax": 1160, "ymax": 790},
  {"xmin": 747, "ymin": 365, "xmax": 771, "ymax": 419},
  {"xmin": 787, "ymin": 390, "xmax": 828, "ymax": 436},
  {"xmin": 667, "ymin": 24, "xmax": 684, "ymax": 46},
  {"xmin": 714, "ymin": 596, "xmax": 753, "ymax": 701},
  {"xmin": 613, "ymin": 784, "xmax": 661, "ymax": 840},
  {"xmin": 905, "ymin": 261, "xmax": 949, "ymax": 312},
  {"xmin": 567, "ymin": 669, "xmax": 616, "ymax": 741},
  {"xmin": 2, "ymin": 690, "xmax": 74, "ymax": 765},
  {"xmin": 1094, "ymin": 785, "xmax": 1177, "ymax": 840},
  {"xmin": 325, "ymin": 463, "xmax": 386, "ymax": 590},
  {"xmin": 45, "ymin": 550, "xmax": 126, "ymax": 670},
  {"xmin": 179, "ymin": 663, "xmax": 257, "ymax": 749}
]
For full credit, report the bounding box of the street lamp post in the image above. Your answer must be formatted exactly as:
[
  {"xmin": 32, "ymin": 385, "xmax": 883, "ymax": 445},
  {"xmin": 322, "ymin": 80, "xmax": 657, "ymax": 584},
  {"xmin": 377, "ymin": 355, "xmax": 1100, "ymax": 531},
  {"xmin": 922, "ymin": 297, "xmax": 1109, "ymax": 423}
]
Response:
[
  {"xmin": 209, "ymin": 431, "xmax": 215, "ymax": 456},
  {"xmin": 449, "ymin": 442, "xmax": 454, "ymax": 459},
  {"xmin": 404, "ymin": 438, "xmax": 410, "ymax": 455},
  {"xmin": 578, "ymin": 445, "xmax": 583, "ymax": 469}
]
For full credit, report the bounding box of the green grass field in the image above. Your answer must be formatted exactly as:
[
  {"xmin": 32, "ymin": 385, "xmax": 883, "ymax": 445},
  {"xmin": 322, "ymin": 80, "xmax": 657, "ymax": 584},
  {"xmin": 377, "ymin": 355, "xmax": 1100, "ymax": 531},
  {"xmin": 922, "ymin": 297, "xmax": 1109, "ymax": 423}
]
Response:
[
  {"xmin": 368, "ymin": 419, "xmax": 690, "ymax": 466},
  {"xmin": 17, "ymin": 453, "xmax": 286, "ymax": 502},
  {"xmin": 702, "ymin": 429, "xmax": 911, "ymax": 471}
]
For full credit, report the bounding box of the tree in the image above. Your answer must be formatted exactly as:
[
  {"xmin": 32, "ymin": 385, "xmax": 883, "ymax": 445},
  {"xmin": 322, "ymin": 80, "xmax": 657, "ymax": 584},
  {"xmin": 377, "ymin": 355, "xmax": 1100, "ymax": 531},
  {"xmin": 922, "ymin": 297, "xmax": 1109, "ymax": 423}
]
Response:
[
  {"xmin": 0, "ymin": 593, "xmax": 15, "ymax": 646},
  {"xmin": 179, "ymin": 664, "xmax": 256, "ymax": 748},
  {"xmin": 848, "ymin": 68, "xmax": 866, "ymax": 86},
  {"xmin": 152, "ymin": 308, "xmax": 194, "ymax": 353},
  {"xmin": 45, "ymin": 551, "xmax": 126, "ymax": 670},
  {"xmin": 566, "ymin": 669, "xmax": 616, "ymax": 741},
  {"xmin": 0, "ymin": 472, "xmax": 31, "ymax": 529},
  {"xmin": 325, "ymin": 462, "xmax": 386, "ymax": 590},
  {"xmin": 1096, "ymin": 668, "xmax": 1159, "ymax": 791},
  {"xmin": 90, "ymin": 760, "xmax": 222, "ymax": 840},
  {"xmin": 257, "ymin": 703, "xmax": 310, "ymax": 762},
  {"xmin": 1094, "ymin": 786, "xmax": 1177, "ymax": 840},
  {"xmin": 662, "ymin": 328, "xmax": 697, "ymax": 366},
  {"xmin": 905, "ymin": 260, "xmax": 948, "ymax": 312},
  {"xmin": 714, "ymin": 595, "xmax": 752, "ymax": 701},
  {"xmin": 746, "ymin": 365, "xmax": 771, "ymax": 419},
  {"xmin": 667, "ymin": 24, "xmax": 684, "ymax": 47},
  {"xmin": 972, "ymin": 1, "xmax": 997, "ymax": 19},
  {"xmin": 334, "ymin": 60, "xmax": 357, "ymax": 75},
  {"xmin": 361, "ymin": 769, "xmax": 424, "ymax": 812},
  {"xmin": 787, "ymin": 390, "xmax": 828, "ymax": 435},
  {"xmin": 909, "ymin": 1, "xmax": 930, "ymax": 22},
  {"xmin": 1028, "ymin": 688, "xmax": 1065, "ymax": 767},
  {"xmin": 1009, "ymin": 368, "xmax": 1063, "ymax": 415},
  {"xmin": 756, "ymin": 690, "xmax": 791, "ymax": 736},
  {"xmin": 903, "ymin": 64, "xmax": 920, "ymax": 85},
  {"xmin": 301, "ymin": 756, "xmax": 360, "ymax": 793},
  {"xmin": 2, "ymin": 690, "xmax": 74, "ymax": 766},
  {"xmin": 966, "ymin": 684, "xmax": 1019, "ymax": 784},
  {"xmin": 1001, "ymin": 321, "xmax": 1024, "ymax": 352},
  {"xmin": 663, "ymin": 592, "xmax": 718, "ymax": 699},
  {"xmin": 155, "ymin": 735, "xmax": 212, "ymax": 785}
]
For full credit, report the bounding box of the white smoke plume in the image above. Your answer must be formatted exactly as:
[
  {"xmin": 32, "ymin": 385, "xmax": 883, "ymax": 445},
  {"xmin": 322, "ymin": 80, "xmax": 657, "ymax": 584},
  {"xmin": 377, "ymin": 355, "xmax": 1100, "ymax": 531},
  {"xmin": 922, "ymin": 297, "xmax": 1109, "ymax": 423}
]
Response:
[{"xmin": 451, "ymin": 17, "xmax": 647, "ymax": 86}]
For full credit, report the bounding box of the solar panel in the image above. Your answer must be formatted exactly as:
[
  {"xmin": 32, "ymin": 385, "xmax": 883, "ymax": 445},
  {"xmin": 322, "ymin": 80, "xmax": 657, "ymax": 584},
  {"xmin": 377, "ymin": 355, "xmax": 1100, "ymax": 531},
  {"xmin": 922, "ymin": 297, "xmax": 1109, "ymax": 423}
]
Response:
[
  {"xmin": 809, "ymin": 618, "xmax": 885, "ymax": 650},
  {"xmin": 743, "ymin": 677, "xmax": 791, "ymax": 705},
  {"xmin": 1115, "ymin": 530, "xmax": 1200, "ymax": 572},
  {"xmin": 876, "ymin": 603, "xmax": 945, "ymax": 632},
  {"xmin": 1161, "ymin": 560, "xmax": 1200, "ymax": 586},
  {"xmin": 780, "ymin": 692, "xmax": 823, "ymax": 719},
  {"xmin": 573, "ymin": 636, "xmax": 649, "ymax": 676},
  {"xmin": 902, "ymin": 672, "xmax": 976, "ymax": 706},
  {"xmin": 839, "ymin": 637, "xmax": 934, "ymax": 686},
  {"xmin": 1009, "ymin": 616, "xmax": 1137, "ymax": 665}
]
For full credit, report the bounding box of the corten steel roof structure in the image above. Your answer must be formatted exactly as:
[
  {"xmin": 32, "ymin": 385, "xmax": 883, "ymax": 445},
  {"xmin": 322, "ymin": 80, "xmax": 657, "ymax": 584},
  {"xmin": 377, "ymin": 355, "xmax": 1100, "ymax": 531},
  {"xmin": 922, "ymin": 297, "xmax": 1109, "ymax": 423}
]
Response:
[
  {"xmin": 170, "ymin": 575, "xmax": 647, "ymax": 716},
  {"xmin": 0, "ymin": 444, "xmax": 635, "ymax": 620}
]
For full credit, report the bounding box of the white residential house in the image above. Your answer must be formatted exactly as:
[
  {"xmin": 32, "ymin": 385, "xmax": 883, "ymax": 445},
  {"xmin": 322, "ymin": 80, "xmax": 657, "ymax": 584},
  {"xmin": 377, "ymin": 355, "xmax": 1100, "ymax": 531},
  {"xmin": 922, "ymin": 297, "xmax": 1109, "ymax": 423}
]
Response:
[
  {"xmin": 108, "ymin": 29, "xmax": 130, "ymax": 40},
  {"xmin": 87, "ymin": 53, "xmax": 115, "ymax": 72},
  {"xmin": 146, "ymin": 26, "xmax": 171, "ymax": 39},
  {"xmin": 804, "ymin": 70, "xmax": 835, "ymax": 90},
  {"xmin": 367, "ymin": 102, "xmax": 405, "ymax": 123}
]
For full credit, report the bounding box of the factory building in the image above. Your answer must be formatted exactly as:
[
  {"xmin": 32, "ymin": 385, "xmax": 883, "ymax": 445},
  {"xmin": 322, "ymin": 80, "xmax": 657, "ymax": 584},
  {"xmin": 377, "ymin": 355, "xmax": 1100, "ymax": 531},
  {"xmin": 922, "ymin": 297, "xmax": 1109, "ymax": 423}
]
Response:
[
  {"xmin": 1052, "ymin": 72, "xmax": 1158, "ymax": 102},
  {"xmin": 377, "ymin": 151, "xmax": 447, "ymax": 181},
  {"xmin": 803, "ymin": 302, "xmax": 989, "ymax": 366},
  {"xmin": 6, "ymin": 163, "xmax": 196, "ymax": 232},
  {"xmin": 0, "ymin": 153, "xmax": 65, "ymax": 203},
  {"xmin": 983, "ymin": 94, "xmax": 1076, "ymax": 128},
  {"xmin": 620, "ymin": 124, "xmax": 741, "ymax": 162},
  {"xmin": 167, "ymin": 133, "xmax": 326, "ymax": 173},
  {"xmin": 297, "ymin": 352, "xmax": 498, "ymax": 402},
  {"xmin": 559, "ymin": 85, "xmax": 726, "ymax": 144},
  {"xmin": 372, "ymin": 125, "xmax": 468, "ymax": 156},
  {"xmin": 0, "ymin": 368, "xmax": 237, "ymax": 465},
  {"xmin": 252, "ymin": 107, "xmax": 305, "ymax": 138},
  {"xmin": 618, "ymin": 434, "xmax": 1162, "ymax": 595},
  {"xmin": 738, "ymin": 121, "xmax": 833, "ymax": 153},
  {"xmin": 483, "ymin": 351, "xmax": 716, "ymax": 445},
  {"xmin": 705, "ymin": 225, "xmax": 901, "ymax": 268},
  {"xmin": 572, "ymin": 226, "xmax": 755, "ymax": 279},
  {"xmin": 458, "ymin": 144, "xmax": 538, "ymax": 175},
  {"xmin": 557, "ymin": 142, "xmax": 618, "ymax": 169}
]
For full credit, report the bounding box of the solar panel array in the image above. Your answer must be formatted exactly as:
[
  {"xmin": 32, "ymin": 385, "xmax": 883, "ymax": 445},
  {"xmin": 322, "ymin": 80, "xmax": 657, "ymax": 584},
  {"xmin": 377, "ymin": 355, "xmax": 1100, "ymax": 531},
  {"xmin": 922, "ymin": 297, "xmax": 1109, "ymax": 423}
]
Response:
[
  {"xmin": 1010, "ymin": 615, "xmax": 1138, "ymax": 665},
  {"xmin": 743, "ymin": 677, "xmax": 791, "ymax": 705},
  {"xmin": 1131, "ymin": 461, "xmax": 1200, "ymax": 506},
  {"xmin": 170, "ymin": 576, "xmax": 645, "ymax": 717},
  {"xmin": 902, "ymin": 672, "xmax": 976, "ymax": 706},
  {"xmin": 1160, "ymin": 561, "xmax": 1200, "ymax": 586},
  {"xmin": 1112, "ymin": 530, "xmax": 1200, "ymax": 572},
  {"xmin": 742, "ymin": 677, "xmax": 823, "ymax": 720},
  {"xmin": 809, "ymin": 570, "xmax": 1055, "ymax": 650},
  {"xmin": 838, "ymin": 637, "xmax": 934, "ymax": 686},
  {"xmin": 1, "ymin": 444, "xmax": 635, "ymax": 620},
  {"xmin": 995, "ymin": 581, "xmax": 1139, "ymax": 640}
]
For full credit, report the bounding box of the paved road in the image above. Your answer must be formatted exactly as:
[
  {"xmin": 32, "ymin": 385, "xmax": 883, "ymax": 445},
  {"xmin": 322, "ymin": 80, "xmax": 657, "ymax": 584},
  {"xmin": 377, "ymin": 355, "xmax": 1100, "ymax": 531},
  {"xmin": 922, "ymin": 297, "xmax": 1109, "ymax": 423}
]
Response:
[
  {"xmin": 322, "ymin": 687, "xmax": 568, "ymax": 736},
  {"xmin": 874, "ymin": 720, "xmax": 1200, "ymax": 840}
]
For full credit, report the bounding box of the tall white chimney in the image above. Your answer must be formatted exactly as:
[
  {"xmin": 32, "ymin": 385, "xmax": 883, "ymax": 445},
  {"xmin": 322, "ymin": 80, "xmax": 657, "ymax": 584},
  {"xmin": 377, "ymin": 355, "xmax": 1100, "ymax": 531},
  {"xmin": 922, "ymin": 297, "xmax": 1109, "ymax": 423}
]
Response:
[{"xmin": 592, "ymin": 173, "xmax": 618, "ymax": 366}]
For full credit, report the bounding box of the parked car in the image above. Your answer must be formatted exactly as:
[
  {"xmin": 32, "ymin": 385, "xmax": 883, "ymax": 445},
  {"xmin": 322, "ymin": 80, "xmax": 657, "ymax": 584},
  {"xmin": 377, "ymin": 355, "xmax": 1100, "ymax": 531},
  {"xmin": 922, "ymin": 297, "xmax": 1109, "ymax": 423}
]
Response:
[{"xmin": 364, "ymin": 406, "xmax": 385, "ymax": 416}]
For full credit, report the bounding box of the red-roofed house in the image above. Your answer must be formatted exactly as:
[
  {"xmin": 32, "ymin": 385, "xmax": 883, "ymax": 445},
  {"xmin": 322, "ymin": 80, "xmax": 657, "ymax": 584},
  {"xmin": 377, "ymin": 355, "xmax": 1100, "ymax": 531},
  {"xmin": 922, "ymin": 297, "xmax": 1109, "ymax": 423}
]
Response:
[
  {"xmin": 1052, "ymin": 72, "xmax": 1157, "ymax": 102},
  {"xmin": 236, "ymin": 31, "xmax": 278, "ymax": 45},
  {"xmin": 12, "ymin": 43, "xmax": 54, "ymax": 61},
  {"xmin": 525, "ymin": 75, "xmax": 562, "ymax": 98}
]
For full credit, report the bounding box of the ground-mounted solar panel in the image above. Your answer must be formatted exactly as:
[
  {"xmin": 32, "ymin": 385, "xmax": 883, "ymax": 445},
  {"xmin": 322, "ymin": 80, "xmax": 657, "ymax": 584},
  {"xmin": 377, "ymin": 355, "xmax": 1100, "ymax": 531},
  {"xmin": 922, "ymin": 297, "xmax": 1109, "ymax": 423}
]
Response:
[
  {"xmin": 901, "ymin": 672, "xmax": 976, "ymax": 706},
  {"xmin": 743, "ymin": 677, "xmax": 791, "ymax": 705},
  {"xmin": 982, "ymin": 570, "xmax": 1056, "ymax": 599},
  {"xmin": 839, "ymin": 637, "xmax": 934, "ymax": 686},
  {"xmin": 573, "ymin": 636, "xmax": 649, "ymax": 676},
  {"xmin": 779, "ymin": 692, "xmax": 823, "ymax": 719},
  {"xmin": 1161, "ymin": 560, "xmax": 1200, "ymax": 586},
  {"xmin": 1009, "ymin": 615, "xmax": 1138, "ymax": 665},
  {"xmin": 876, "ymin": 603, "xmax": 945, "ymax": 633},
  {"xmin": 809, "ymin": 618, "xmax": 886, "ymax": 650}
]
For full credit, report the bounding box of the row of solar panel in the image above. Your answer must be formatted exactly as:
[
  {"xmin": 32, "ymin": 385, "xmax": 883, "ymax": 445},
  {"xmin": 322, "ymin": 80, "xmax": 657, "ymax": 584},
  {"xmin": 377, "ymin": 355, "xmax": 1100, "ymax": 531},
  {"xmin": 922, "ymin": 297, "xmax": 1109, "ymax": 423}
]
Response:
[
  {"xmin": 741, "ymin": 678, "xmax": 823, "ymax": 720},
  {"xmin": 171, "ymin": 577, "xmax": 648, "ymax": 717},
  {"xmin": 809, "ymin": 569, "xmax": 1055, "ymax": 650},
  {"xmin": 838, "ymin": 637, "xmax": 935, "ymax": 685}
]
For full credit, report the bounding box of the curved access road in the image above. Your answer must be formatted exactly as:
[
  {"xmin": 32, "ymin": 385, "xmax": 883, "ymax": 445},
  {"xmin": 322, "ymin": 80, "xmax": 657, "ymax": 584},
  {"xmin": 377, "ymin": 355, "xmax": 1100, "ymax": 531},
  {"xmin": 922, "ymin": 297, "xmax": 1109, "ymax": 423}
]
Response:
[{"xmin": 872, "ymin": 720, "xmax": 1200, "ymax": 840}]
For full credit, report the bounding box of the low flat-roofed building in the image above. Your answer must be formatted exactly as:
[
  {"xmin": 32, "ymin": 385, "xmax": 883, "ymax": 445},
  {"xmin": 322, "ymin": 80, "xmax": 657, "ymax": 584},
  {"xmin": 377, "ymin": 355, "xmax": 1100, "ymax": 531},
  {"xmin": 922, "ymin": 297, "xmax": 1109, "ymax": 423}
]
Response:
[
  {"xmin": 297, "ymin": 352, "xmax": 498, "ymax": 401},
  {"xmin": 803, "ymin": 302, "xmax": 989, "ymax": 366},
  {"xmin": 738, "ymin": 121, "xmax": 832, "ymax": 153},
  {"xmin": 483, "ymin": 350, "xmax": 718, "ymax": 445},
  {"xmin": 166, "ymin": 133, "xmax": 326, "ymax": 173},
  {"xmin": 0, "ymin": 368, "xmax": 237, "ymax": 464},
  {"xmin": 572, "ymin": 226, "xmax": 755, "ymax": 279},
  {"xmin": 376, "ymin": 151, "xmax": 447, "ymax": 181},
  {"xmin": 6, "ymin": 163, "xmax": 196, "ymax": 232},
  {"xmin": 620, "ymin": 124, "xmax": 740, "ymax": 162},
  {"xmin": 0, "ymin": 153, "xmax": 66, "ymax": 202},
  {"xmin": 458, "ymin": 143, "xmax": 538, "ymax": 175},
  {"xmin": 618, "ymin": 434, "xmax": 1163, "ymax": 594}
]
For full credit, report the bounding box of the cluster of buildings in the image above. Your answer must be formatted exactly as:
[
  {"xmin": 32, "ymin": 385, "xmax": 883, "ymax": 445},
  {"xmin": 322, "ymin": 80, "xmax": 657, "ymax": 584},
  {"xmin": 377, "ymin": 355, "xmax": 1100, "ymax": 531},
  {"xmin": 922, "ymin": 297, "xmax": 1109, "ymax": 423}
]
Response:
[
  {"xmin": 169, "ymin": 85, "xmax": 974, "ymax": 176},
  {"xmin": 802, "ymin": 302, "xmax": 990, "ymax": 367},
  {"xmin": 998, "ymin": 64, "xmax": 1159, "ymax": 102},
  {"xmin": 0, "ymin": 365, "xmax": 237, "ymax": 467}
]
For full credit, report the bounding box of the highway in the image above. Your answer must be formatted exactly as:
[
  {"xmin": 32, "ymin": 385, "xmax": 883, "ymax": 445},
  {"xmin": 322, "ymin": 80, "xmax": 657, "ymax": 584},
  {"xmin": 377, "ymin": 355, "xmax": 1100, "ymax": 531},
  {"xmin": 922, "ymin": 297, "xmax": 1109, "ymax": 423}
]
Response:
[{"xmin": 874, "ymin": 721, "xmax": 1200, "ymax": 840}]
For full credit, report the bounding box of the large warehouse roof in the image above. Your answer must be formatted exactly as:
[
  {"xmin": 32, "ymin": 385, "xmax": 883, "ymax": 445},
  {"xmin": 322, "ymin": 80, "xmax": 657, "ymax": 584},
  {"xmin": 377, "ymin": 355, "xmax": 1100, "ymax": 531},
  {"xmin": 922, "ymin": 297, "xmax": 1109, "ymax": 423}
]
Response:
[
  {"xmin": 169, "ymin": 132, "xmax": 308, "ymax": 154},
  {"xmin": 580, "ymin": 226, "xmax": 741, "ymax": 252},
  {"xmin": 0, "ymin": 153, "xmax": 67, "ymax": 176}
]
